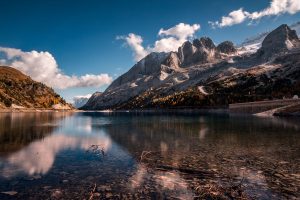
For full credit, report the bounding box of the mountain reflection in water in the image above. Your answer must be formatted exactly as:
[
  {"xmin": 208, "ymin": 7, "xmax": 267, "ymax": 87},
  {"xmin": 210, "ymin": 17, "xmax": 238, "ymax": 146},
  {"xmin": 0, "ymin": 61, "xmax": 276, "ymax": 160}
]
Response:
[{"xmin": 0, "ymin": 112, "xmax": 299, "ymax": 199}]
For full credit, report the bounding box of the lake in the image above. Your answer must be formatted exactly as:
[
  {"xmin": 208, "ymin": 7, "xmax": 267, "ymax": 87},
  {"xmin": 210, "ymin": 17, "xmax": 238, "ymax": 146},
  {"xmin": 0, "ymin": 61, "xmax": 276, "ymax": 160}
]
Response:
[{"xmin": 0, "ymin": 112, "xmax": 299, "ymax": 199}]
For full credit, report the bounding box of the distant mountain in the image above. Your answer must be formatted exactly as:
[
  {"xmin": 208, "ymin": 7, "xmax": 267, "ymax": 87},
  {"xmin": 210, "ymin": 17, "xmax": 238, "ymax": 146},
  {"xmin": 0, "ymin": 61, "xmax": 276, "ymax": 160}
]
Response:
[
  {"xmin": 73, "ymin": 94, "xmax": 92, "ymax": 108},
  {"xmin": 239, "ymin": 21, "xmax": 300, "ymax": 53},
  {"xmin": 0, "ymin": 66, "xmax": 72, "ymax": 109},
  {"xmin": 82, "ymin": 92, "xmax": 103, "ymax": 109},
  {"xmin": 82, "ymin": 24, "xmax": 300, "ymax": 110}
]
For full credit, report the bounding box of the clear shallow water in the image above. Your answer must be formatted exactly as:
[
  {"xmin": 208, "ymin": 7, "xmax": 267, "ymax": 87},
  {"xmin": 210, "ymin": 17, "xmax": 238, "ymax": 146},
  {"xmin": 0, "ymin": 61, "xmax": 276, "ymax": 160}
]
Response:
[{"xmin": 0, "ymin": 112, "xmax": 299, "ymax": 199}]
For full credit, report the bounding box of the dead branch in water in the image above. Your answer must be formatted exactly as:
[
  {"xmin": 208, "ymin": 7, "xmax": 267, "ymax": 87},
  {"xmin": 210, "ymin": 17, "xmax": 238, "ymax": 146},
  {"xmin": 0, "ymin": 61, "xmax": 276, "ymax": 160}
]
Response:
[{"xmin": 140, "ymin": 151, "xmax": 153, "ymax": 162}]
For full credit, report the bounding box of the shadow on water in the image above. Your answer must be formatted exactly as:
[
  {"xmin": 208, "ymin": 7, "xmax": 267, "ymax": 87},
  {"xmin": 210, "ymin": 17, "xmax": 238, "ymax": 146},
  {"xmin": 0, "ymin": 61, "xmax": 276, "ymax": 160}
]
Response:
[{"xmin": 0, "ymin": 111, "xmax": 298, "ymax": 199}]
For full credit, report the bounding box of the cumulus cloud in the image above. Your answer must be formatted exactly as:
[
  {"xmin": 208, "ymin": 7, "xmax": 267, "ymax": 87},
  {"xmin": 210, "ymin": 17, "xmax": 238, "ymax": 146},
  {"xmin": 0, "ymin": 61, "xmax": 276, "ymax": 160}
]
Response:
[
  {"xmin": 73, "ymin": 94, "xmax": 92, "ymax": 99},
  {"xmin": 158, "ymin": 23, "xmax": 200, "ymax": 40},
  {"xmin": 0, "ymin": 47, "xmax": 113, "ymax": 89},
  {"xmin": 116, "ymin": 34, "xmax": 148, "ymax": 61},
  {"xmin": 209, "ymin": 8, "xmax": 250, "ymax": 28},
  {"xmin": 152, "ymin": 37, "xmax": 184, "ymax": 53},
  {"xmin": 209, "ymin": 0, "xmax": 300, "ymax": 28},
  {"xmin": 117, "ymin": 23, "xmax": 200, "ymax": 61},
  {"xmin": 250, "ymin": 0, "xmax": 300, "ymax": 19}
]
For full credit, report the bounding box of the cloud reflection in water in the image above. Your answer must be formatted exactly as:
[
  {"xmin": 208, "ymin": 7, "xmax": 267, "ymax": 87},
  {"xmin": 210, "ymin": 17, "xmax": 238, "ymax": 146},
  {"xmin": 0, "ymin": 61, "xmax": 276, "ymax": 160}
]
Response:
[{"xmin": 1, "ymin": 133, "xmax": 111, "ymax": 177}]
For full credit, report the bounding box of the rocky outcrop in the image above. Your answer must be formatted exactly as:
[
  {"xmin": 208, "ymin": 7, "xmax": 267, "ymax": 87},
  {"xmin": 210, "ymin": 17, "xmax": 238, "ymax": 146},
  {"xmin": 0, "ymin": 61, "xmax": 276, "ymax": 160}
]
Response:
[
  {"xmin": 161, "ymin": 52, "xmax": 181, "ymax": 69},
  {"xmin": 217, "ymin": 41, "xmax": 236, "ymax": 54},
  {"xmin": 178, "ymin": 37, "xmax": 219, "ymax": 66},
  {"xmin": 178, "ymin": 41, "xmax": 197, "ymax": 66},
  {"xmin": 257, "ymin": 24, "xmax": 300, "ymax": 60}
]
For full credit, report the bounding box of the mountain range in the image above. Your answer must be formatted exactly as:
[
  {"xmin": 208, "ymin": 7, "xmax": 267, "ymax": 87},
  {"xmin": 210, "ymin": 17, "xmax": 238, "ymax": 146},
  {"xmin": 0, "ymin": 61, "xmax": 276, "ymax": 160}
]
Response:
[
  {"xmin": 72, "ymin": 94, "xmax": 93, "ymax": 108},
  {"xmin": 82, "ymin": 24, "xmax": 300, "ymax": 110}
]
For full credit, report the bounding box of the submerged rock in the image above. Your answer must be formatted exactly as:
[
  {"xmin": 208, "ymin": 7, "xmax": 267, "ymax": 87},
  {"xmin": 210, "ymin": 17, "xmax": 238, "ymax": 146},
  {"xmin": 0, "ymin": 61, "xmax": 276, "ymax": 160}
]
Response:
[
  {"xmin": 1, "ymin": 191, "xmax": 18, "ymax": 196},
  {"xmin": 51, "ymin": 189, "xmax": 63, "ymax": 199},
  {"xmin": 217, "ymin": 41, "xmax": 236, "ymax": 54}
]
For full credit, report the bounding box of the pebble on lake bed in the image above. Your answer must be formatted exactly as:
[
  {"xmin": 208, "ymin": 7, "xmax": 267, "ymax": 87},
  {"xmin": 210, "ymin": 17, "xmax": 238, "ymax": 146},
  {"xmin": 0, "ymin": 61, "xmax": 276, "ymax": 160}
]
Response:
[
  {"xmin": 51, "ymin": 189, "xmax": 63, "ymax": 199},
  {"xmin": 97, "ymin": 185, "xmax": 111, "ymax": 192},
  {"xmin": 1, "ymin": 191, "xmax": 18, "ymax": 196},
  {"xmin": 62, "ymin": 180, "xmax": 69, "ymax": 183}
]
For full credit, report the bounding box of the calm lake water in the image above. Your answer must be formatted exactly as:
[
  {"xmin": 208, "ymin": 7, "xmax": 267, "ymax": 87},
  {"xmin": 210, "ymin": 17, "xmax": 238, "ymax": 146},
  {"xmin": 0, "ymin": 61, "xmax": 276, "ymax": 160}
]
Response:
[{"xmin": 0, "ymin": 112, "xmax": 299, "ymax": 199}]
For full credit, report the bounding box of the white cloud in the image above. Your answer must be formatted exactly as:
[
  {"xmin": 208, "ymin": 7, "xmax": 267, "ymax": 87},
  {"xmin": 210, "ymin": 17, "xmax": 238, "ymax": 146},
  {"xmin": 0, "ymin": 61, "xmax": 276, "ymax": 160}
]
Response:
[
  {"xmin": 117, "ymin": 23, "xmax": 200, "ymax": 61},
  {"xmin": 73, "ymin": 94, "xmax": 92, "ymax": 99},
  {"xmin": 0, "ymin": 47, "xmax": 113, "ymax": 89},
  {"xmin": 158, "ymin": 23, "xmax": 200, "ymax": 40},
  {"xmin": 209, "ymin": 8, "xmax": 249, "ymax": 28},
  {"xmin": 152, "ymin": 37, "xmax": 184, "ymax": 53},
  {"xmin": 210, "ymin": 0, "xmax": 300, "ymax": 28},
  {"xmin": 116, "ymin": 33, "xmax": 148, "ymax": 61},
  {"xmin": 250, "ymin": 0, "xmax": 300, "ymax": 19}
]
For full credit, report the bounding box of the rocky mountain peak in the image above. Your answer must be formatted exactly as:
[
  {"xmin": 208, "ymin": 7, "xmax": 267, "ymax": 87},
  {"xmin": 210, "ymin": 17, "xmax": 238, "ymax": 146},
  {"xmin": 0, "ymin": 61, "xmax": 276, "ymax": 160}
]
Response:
[
  {"xmin": 200, "ymin": 37, "xmax": 216, "ymax": 49},
  {"xmin": 217, "ymin": 41, "xmax": 236, "ymax": 54},
  {"xmin": 178, "ymin": 41, "xmax": 197, "ymax": 66},
  {"xmin": 258, "ymin": 24, "xmax": 300, "ymax": 59},
  {"xmin": 193, "ymin": 37, "xmax": 216, "ymax": 50},
  {"xmin": 178, "ymin": 37, "xmax": 219, "ymax": 67},
  {"xmin": 162, "ymin": 52, "xmax": 181, "ymax": 69},
  {"xmin": 178, "ymin": 41, "xmax": 196, "ymax": 57}
]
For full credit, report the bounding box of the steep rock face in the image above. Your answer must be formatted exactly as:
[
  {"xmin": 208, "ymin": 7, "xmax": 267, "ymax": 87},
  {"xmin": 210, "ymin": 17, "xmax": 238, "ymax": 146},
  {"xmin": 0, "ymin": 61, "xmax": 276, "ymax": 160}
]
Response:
[
  {"xmin": 257, "ymin": 24, "xmax": 300, "ymax": 59},
  {"xmin": 195, "ymin": 37, "xmax": 216, "ymax": 49},
  {"xmin": 0, "ymin": 66, "xmax": 71, "ymax": 109},
  {"xmin": 178, "ymin": 41, "xmax": 197, "ymax": 66},
  {"xmin": 217, "ymin": 41, "xmax": 236, "ymax": 54},
  {"xmin": 161, "ymin": 52, "xmax": 181, "ymax": 69},
  {"xmin": 179, "ymin": 37, "xmax": 219, "ymax": 67},
  {"xmin": 107, "ymin": 52, "xmax": 169, "ymax": 90},
  {"xmin": 81, "ymin": 92, "xmax": 102, "ymax": 109}
]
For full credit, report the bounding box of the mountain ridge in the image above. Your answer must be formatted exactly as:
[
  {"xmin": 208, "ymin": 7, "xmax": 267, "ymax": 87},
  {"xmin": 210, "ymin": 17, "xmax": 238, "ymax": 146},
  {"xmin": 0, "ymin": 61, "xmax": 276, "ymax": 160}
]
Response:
[{"xmin": 82, "ymin": 24, "xmax": 300, "ymax": 110}]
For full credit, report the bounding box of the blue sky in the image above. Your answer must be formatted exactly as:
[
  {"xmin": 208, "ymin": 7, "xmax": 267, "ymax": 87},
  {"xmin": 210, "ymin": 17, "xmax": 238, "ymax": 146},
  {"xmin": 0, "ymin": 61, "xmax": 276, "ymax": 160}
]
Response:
[{"xmin": 0, "ymin": 0, "xmax": 299, "ymax": 102}]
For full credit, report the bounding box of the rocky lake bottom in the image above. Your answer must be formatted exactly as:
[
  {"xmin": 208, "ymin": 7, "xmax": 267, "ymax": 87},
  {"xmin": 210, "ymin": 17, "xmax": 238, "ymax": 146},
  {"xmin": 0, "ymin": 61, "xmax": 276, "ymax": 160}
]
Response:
[{"xmin": 0, "ymin": 111, "xmax": 299, "ymax": 199}]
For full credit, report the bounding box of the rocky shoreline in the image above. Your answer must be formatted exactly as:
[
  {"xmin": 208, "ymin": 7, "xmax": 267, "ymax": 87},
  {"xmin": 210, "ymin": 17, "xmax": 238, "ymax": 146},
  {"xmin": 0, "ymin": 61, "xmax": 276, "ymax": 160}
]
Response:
[{"xmin": 0, "ymin": 108, "xmax": 76, "ymax": 113}]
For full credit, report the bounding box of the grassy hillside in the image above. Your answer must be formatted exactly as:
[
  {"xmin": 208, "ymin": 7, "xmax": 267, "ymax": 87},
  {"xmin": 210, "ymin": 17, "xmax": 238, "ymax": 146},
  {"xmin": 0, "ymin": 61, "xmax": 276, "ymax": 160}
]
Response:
[{"xmin": 0, "ymin": 66, "xmax": 71, "ymax": 109}]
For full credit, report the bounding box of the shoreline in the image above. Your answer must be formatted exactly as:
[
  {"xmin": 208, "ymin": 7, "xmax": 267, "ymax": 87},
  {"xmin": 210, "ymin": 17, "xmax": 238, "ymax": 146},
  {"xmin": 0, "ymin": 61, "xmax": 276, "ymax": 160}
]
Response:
[
  {"xmin": 0, "ymin": 108, "xmax": 78, "ymax": 113},
  {"xmin": 0, "ymin": 107, "xmax": 299, "ymax": 117}
]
